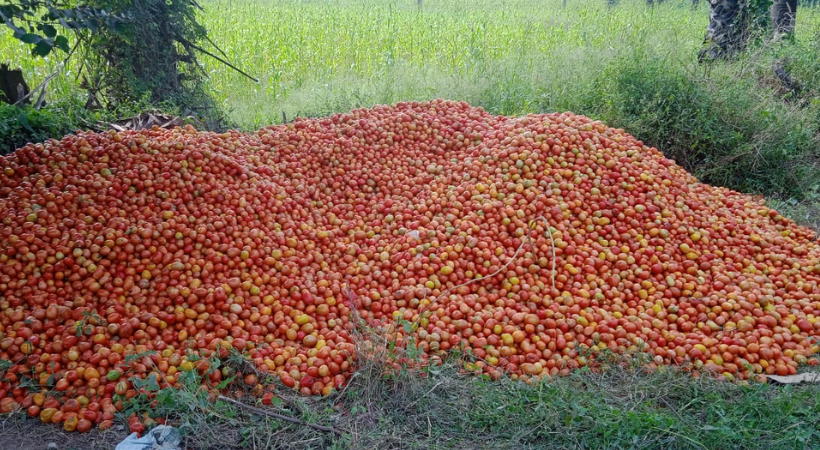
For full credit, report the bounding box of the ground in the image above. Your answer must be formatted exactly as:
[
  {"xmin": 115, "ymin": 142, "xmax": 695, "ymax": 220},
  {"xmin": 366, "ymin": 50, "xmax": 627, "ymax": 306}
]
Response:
[
  {"xmin": 2, "ymin": 353, "xmax": 820, "ymax": 450},
  {"xmin": 1, "ymin": 419, "xmax": 127, "ymax": 450}
]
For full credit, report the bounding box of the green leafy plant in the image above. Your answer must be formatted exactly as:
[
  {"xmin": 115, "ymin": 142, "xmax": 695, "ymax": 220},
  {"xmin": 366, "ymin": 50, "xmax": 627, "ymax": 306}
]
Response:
[
  {"xmin": 1, "ymin": 0, "xmax": 239, "ymax": 128},
  {"xmin": 0, "ymin": 100, "xmax": 109, "ymax": 155},
  {"xmin": 0, "ymin": 0, "xmax": 127, "ymax": 57}
]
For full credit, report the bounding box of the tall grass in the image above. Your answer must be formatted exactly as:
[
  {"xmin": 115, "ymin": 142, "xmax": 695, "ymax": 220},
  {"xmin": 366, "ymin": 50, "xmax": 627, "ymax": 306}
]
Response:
[
  {"xmin": 5, "ymin": 0, "xmax": 816, "ymax": 126},
  {"xmin": 202, "ymin": 0, "xmax": 820, "ymax": 198},
  {"xmin": 197, "ymin": 0, "xmax": 711, "ymax": 126},
  {"xmin": 2, "ymin": 0, "xmax": 820, "ymax": 196}
]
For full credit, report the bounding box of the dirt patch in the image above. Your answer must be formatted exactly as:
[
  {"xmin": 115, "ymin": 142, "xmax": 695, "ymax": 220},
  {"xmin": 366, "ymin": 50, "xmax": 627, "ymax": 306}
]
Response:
[{"xmin": 0, "ymin": 416, "xmax": 127, "ymax": 450}]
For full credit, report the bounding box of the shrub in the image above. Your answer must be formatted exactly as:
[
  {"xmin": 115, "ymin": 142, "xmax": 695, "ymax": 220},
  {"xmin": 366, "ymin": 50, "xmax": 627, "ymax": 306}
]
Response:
[
  {"xmin": 78, "ymin": 0, "xmax": 229, "ymax": 125},
  {"xmin": 0, "ymin": 101, "xmax": 101, "ymax": 155},
  {"xmin": 587, "ymin": 46, "xmax": 820, "ymax": 199}
]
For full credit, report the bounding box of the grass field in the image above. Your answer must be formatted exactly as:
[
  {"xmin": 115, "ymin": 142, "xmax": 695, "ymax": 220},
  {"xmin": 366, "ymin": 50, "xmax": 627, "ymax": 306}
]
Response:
[
  {"xmin": 1, "ymin": 0, "xmax": 817, "ymax": 129},
  {"xmin": 3, "ymin": 350, "xmax": 820, "ymax": 450},
  {"xmin": 4, "ymin": 0, "xmax": 820, "ymax": 198},
  {"xmin": 198, "ymin": 0, "xmax": 712, "ymax": 128}
]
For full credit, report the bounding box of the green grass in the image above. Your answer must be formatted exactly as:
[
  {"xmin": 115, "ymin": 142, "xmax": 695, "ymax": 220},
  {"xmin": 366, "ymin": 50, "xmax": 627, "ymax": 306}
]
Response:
[
  {"xmin": 178, "ymin": 355, "xmax": 820, "ymax": 450},
  {"xmin": 3, "ymin": 0, "xmax": 820, "ymax": 197},
  {"xmin": 3, "ymin": 0, "xmax": 818, "ymax": 128},
  {"xmin": 197, "ymin": 0, "xmax": 710, "ymax": 126},
  {"xmin": 198, "ymin": 0, "xmax": 808, "ymax": 127},
  {"xmin": 4, "ymin": 319, "xmax": 817, "ymax": 450},
  {"xmin": 5, "ymin": 348, "xmax": 819, "ymax": 450}
]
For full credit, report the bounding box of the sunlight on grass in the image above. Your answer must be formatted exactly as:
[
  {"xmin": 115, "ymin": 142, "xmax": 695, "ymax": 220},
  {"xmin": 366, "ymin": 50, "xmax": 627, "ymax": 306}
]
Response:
[
  {"xmin": 200, "ymin": 0, "xmax": 710, "ymax": 127},
  {"xmin": 2, "ymin": 0, "xmax": 818, "ymax": 129}
]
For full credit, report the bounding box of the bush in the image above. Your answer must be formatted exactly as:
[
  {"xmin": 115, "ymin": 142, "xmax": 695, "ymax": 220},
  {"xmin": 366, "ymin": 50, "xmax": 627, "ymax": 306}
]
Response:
[
  {"xmin": 0, "ymin": 101, "xmax": 102, "ymax": 155},
  {"xmin": 78, "ymin": 0, "xmax": 229, "ymax": 125},
  {"xmin": 585, "ymin": 45, "xmax": 820, "ymax": 199}
]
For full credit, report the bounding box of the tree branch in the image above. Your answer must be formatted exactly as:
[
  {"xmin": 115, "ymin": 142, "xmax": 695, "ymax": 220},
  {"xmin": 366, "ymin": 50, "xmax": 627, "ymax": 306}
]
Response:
[
  {"xmin": 217, "ymin": 395, "xmax": 339, "ymax": 434},
  {"xmin": 187, "ymin": 41, "xmax": 258, "ymax": 83}
]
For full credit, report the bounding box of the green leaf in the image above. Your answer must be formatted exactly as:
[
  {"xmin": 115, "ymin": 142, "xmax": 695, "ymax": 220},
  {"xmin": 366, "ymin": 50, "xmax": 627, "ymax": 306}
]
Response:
[
  {"xmin": 32, "ymin": 40, "xmax": 53, "ymax": 57},
  {"xmin": 54, "ymin": 35, "xmax": 69, "ymax": 53},
  {"xmin": 18, "ymin": 33, "xmax": 43, "ymax": 44},
  {"xmin": 125, "ymin": 350, "xmax": 157, "ymax": 365},
  {"xmin": 39, "ymin": 24, "xmax": 57, "ymax": 38},
  {"xmin": 84, "ymin": 17, "xmax": 99, "ymax": 33},
  {"xmin": 215, "ymin": 375, "xmax": 236, "ymax": 390},
  {"xmin": 145, "ymin": 376, "xmax": 160, "ymax": 392},
  {"xmin": 16, "ymin": 108, "xmax": 34, "ymax": 133},
  {"xmin": 178, "ymin": 369, "xmax": 198, "ymax": 387},
  {"xmin": 1, "ymin": 6, "xmax": 22, "ymax": 20}
]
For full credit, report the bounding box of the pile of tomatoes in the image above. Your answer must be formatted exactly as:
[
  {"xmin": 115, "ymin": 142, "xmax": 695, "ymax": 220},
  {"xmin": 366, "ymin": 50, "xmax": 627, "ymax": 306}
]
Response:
[{"xmin": 1, "ymin": 100, "xmax": 819, "ymax": 432}]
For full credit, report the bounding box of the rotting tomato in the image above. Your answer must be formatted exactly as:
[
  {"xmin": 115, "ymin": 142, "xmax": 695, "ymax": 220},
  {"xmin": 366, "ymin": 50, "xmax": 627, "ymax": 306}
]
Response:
[{"xmin": 0, "ymin": 100, "xmax": 819, "ymax": 433}]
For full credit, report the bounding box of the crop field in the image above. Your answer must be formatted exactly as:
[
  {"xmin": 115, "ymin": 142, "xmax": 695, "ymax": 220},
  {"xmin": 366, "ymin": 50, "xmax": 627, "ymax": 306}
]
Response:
[
  {"xmin": 198, "ymin": 0, "xmax": 711, "ymax": 128},
  {"xmin": 1, "ymin": 0, "xmax": 817, "ymax": 129}
]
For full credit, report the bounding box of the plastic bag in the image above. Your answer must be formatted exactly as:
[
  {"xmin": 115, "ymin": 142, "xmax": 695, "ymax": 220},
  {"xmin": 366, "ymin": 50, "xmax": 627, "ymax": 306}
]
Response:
[{"xmin": 114, "ymin": 425, "xmax": 181, "ymax": 450}]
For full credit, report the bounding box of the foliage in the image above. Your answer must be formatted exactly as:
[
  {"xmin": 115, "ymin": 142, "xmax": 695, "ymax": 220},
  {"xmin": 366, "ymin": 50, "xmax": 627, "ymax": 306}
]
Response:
[
  {"xmin": 75, "ymin": 0, "xmax": 224, "ymax": 121},
  {"xmin": 0, "ymin": 100, "xmax": 106, "ymax": 155},
  {"xmin": 1, "ymin": 0, "xmax": 819, "ymax": 196},
  {"xmin": 587, "ymin": 45, "xmax": 820, "ymax": 198},
  {"xmin": 13, "ymin": 348, "xmax": 817, "ymax": 450},
  {"xmin": 0, "ymin": 0, "xmax": 126, "ymax": 58},
  {"xmin": 120, "ymin": 356, "xmax": 228, "ymax": 438},
  {"xmin": 105, "ymin": 311, "xmax": 820, "ymax": 450},
  {"xmin": 747, "ymin": 0, "xmax": 776, "ymax": 39},
  {"xmin": 1, "ymin": 0, "xmax": 229, "ymax": 125}
]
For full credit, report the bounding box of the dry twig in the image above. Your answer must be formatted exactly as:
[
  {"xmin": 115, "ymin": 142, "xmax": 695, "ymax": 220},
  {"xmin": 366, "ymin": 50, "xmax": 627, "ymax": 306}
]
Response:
[{"xmin": 217, "ymin": 395, "xmax": 339, "ymax": 435}]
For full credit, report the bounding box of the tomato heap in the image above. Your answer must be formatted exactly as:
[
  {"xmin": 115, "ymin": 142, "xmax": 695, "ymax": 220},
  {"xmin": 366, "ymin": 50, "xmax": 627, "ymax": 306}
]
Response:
[{"xmin": 1, "ymin": 100, "xmax": 819, "ymax": 431}]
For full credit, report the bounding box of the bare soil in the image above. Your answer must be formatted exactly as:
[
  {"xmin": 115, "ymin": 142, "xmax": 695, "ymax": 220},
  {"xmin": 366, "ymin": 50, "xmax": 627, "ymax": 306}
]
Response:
[{"xmin": 1, "ymin": 416, "xmax": 127, "ymax": 450}]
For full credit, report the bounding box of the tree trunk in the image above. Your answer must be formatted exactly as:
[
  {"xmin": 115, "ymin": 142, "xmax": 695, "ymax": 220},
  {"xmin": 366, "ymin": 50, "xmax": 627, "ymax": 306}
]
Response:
[
  {"xmin": 0, "ymin": 64, "xmax": 29, "ymax": 105},
  {"xmin": 698, "ymin": 0, "xmax": 746, "ymax": 62},
  {"xmin": 771, "ymin": 0, "xmax": 798, "ymax": 36}
]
